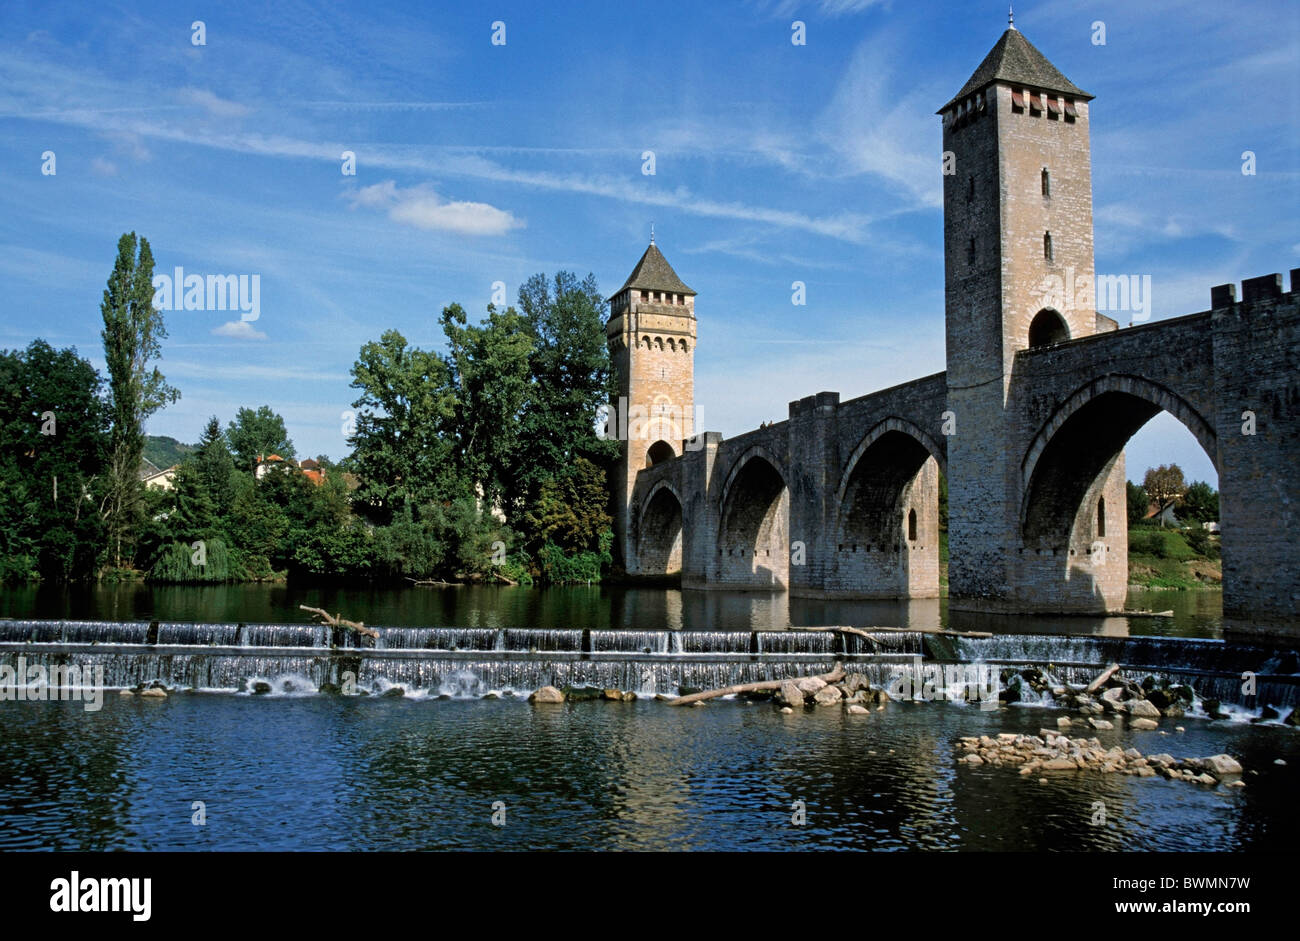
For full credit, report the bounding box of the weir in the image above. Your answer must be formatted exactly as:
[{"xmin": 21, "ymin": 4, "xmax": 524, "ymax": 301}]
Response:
[{"xmin": 0, "ymin": 619, "xmax": 1295, "ymax": 711}]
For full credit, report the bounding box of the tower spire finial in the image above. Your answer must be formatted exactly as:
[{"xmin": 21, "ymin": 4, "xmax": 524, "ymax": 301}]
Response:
[
  {"xmin": 1008, "ymin": 5, "xmax": 1015, "ymax": 30},
  {"xmin": 650, "ymin": 221, "xmax": 655, "ymax": 245}
]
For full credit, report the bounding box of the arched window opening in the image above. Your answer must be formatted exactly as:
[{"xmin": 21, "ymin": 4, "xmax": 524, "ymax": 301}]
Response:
[
  {"xmin": 1043, "ymin": 231, "xmax": 1053, "ymax": 262},
  {"xmin": 1097, "ymin": 496, "xmax": 1106, "ymax": 538},
  {"xmin": 646, "ymin": 440, "xmax": 676, "ymax": 467},
  {"xmin": 1041, "ymin": 167, "xmax": 1050, "ymax": 197},
  {"xmin": 907, "ymin": 508, "xmax": 918, "ymax": 542},
  {"xmin": 1028, "ymin": 308, "xmax": 1070, "ymax": 348}
]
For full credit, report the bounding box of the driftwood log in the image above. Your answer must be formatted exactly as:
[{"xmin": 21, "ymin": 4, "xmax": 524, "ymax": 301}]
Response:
[
  {"xmin": 790, "ymin": 624, "xmax": 993, "ymax": 640},
  {"xmin": 1084, "ymin": 662, "xmax": 1122, "ymax": 694},
  {"xmin": 668, "ymin": 662, "xmax": 845, "ymax": 707},
  {"xmin": 299, "ymin": 605, "xmax": 379, "ymax": 640}
]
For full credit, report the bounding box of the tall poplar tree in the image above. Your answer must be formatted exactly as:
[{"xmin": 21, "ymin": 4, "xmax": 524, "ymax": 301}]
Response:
[{"xmin": 100, "ymin": 232, "xmax": 179, "ymax": 566}]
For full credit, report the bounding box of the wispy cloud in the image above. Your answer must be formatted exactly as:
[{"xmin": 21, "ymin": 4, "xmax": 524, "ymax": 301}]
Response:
[
  {"xmin": 347, "ymin": 180, "xmax": 523, "ymax": 236},
  {"xmin": 211, "ymin": 320, "xmax": 267, "ymax": 340}
]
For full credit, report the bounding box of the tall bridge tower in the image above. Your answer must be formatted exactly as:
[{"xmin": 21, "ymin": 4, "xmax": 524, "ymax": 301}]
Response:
[{"xmin": 940, "ymin": 22, "xmax": 1128, "ymax": 610}]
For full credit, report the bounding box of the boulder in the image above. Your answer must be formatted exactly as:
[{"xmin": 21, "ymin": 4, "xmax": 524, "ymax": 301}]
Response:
[
  {"xmin": 603, "ymin": 688, "xmax": 623, "ymax": 701},
  {"xmin": 118, "ymin": 689, "xmax": 135, "ymax": 697},
  {"xmin": 1088, "ymin": 718, "xmax": 1114, "ymax": 730},
  {"xmin": 1202, "ymin": 754, "xmax": 1243, "ymax": 776},
  {"xmin": 813, "ymin": 685, "xmax": 843, "ymax": 706},
  {"xmin": 963, "ymin": 754, "xmax": 984, "ymax": 765},
  {"xmin": 846, "ymin": 704, "xmax": 869, "ymax": 715},
  {"xmin": 1194, "ymin": 773, "xmax": 1219, "ymax": 786},
  {"xmin": 1056, "ymin": 716, "xmax": 1072, "ymax": 728},
  {"xmin": 563, "ymin": 686, "xmax": 605, "ymax": 702},
  {"xmin": 776, "ymin": 680, "xmax": 805, "ymax": 708},
  {"xmin": 251, "ymin": 681, "xmax": 272, "ymax": 695},
  {"xmin": 622, "ymin": 691, "xmax": 637, "ymax": 702},
  {"xmin": 841, "ymin": 673, "xmax": 872, "ymax": 693},
  {"xmin": 529, "ymin": 686, "xmax": 565, "ymax": 704},
  {"xmin": 796, "ymin": 676, "xmax": 827, "ymax": 695},
  {"xmin": 779, "ymin": 706, "xmax": 794, "ymax": 715},
  {"xmin": 1041, "ymin": 757, "xmax": 1078, "ymax": 771},
  {"xmin": 139, "ymin": 687, "xmax": 167, "ymax": 699},
  {"xmin": 1129, "ymin": 718, "xmax": 1159, "ymax": 731},
  {"xmin": 1127, "ymin": 699, "xmax": 1162, "ymax": 719}
]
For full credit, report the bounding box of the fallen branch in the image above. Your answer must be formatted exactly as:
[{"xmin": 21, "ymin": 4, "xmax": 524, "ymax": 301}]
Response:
[
  {"xmin": 493, "ymin": 570, "xmax": 518, "ymax": 586},
  {"xmin": 405, "ymin": 576, "xmax": 451, "ymax": 587},
  {"xmin": 1084, "ymin": 662, "xmax": 1121, "ymax": 694},
  {"xmin": 790, "ymin": 624, "xmax": 994, "ymax": 640},
  {"xmin": 668, "ymin": 662, "xmax": 845, "ymax": 707},
  {"xmin": 299, "ymin": 605, "xmax": 379, "ymax": 640}
]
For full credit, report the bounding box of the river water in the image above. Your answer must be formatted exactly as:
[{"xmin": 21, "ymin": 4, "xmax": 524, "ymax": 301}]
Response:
[{"xmin": 2, "ymin": 583, "xmax": 1296, "ymax": 852}]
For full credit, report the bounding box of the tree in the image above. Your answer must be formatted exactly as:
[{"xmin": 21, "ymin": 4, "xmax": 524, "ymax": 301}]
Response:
[
  {"xmin": 440, "ymin": 302, "xmax": 534, "ymax": 507},
  {"xmin": 1142, "ymin": 464, "xmax": 1185, "ymax": 512},
  {"xmin": 347, "ymin": 329, "xmax": 457, "ymax": 522},
  {"xmin": 513, "ymin": 272, "xmax": 619, "ymax": 513},
  {"xmin": 521, "ymin": 456, "xmax": 612, "ymax": 556},
  {"xmin": 226, "ymin": 405, "xmax": 295, "ymax": 472},
  {"xmin": 195, "ymin": 416, "xmax": 237, "ymax": 520},
  {"xmin": 1181, "ymin": 480, "xmax": 1219, "ymax": 524},
  {"xmin": 0, "ymin": 341, "xmax": 110, "ymax": 580},
  {"xmin": 100, "ymin": 232, "xmax": 179, "ymax": 566},
  {"xmin": 1126, "ymin": 481, "xmax": 1149, "ymax": 527}
]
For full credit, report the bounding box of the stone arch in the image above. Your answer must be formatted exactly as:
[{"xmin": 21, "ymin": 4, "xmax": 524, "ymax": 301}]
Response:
[
  {"xmin": 830, "ymin": 417, "xmax": 942, "ymax": 597},
  {"xmin": 1017, "ymin": 375, "xmax": 1219, "ymax": 613},
  {"xmin": 1021, "ymin": 374, "xmax": 1218, "ymax": 518},
  {"xmin": 645, "ymin": 439, "xmax": 676, "ymax": 467},
  {"xmin": 717, "ymin": 449, "xmax": 790, "ymax": 589},
  {"xmin": 1028, "ymin": 308, "xmax": 1069, "ymax": 348},
  {"xmin": 637, "ymin": 480, "xmax": 684, "ymax": 575}
]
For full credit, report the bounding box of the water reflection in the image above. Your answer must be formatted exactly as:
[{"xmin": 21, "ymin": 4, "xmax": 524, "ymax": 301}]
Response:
[{"xmin": 0, "ymin": 581, "xmax": 1223, "ymax": 639}]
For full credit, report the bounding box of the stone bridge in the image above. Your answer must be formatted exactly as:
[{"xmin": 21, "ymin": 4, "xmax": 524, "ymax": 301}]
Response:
[
  {"xmin": 622, "ymin": 273, "xmax": 1300, "ymax": 634},
  {"xmin": 609, "ymin": 26, "xmax": 1300, "ymax": 636}
]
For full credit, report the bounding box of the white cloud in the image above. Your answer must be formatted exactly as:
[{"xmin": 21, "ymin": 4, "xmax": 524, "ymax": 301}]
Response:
[
  {"xmin": 177, "ymin": 87, "xmax": 251, "ymax": 118},
  {"xmin": 211, "ymin": 321, "xmax": 268, "ymax": 340},
  {"xmin": 348, "ymin": 180, "xmax": 522, "ymax": 236},
  {"xmin": 90, "ymin": 156, "xmax": 117, "ymax": 176}
]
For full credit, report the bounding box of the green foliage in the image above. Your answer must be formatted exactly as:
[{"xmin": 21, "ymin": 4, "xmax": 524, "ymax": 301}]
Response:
[
  {"xmin": 226, "ymin": 405, "xmax": 295, "ymax": 472},
  {"xmin": 148, "ymin": 537, "xmax": 232, "ymax": 583},
  {"xmin": 347, "ymin": 330, "xmax": 457, "ymax": 522},
  {"xmin": 372, "ymin": 497, "xmax": 512, "ymax": 581},
  {"xmin": 535, "ymin": 530, "xmax": 613, "ymax": 584},
  {"xmin": 1183, "ymin": 525, "xmax": 1219, "ymax": 559},
  {"xmin": 0, "ymin": 340, "xmax": 110, "ymax": 581},
  {"xmin": 1129, "ymin": 529, "xmax": 1195, "ymax": 561},
  {"xmin": 521, "ymin": 456, "xmax": 612, "ymax": 557},
  {"xmin": 1126, "ymin": 481, "xmax": 1149, "ymax": 526},
  {"xmin": 441, "ymin": 302, "xmax": 534, "ymax": 508},
  {"xmin": 513, "ymin": 272, "xmax": 620, "ymax": 510},
  {"xmin": 100, "ymin": 232, "xmax": 179, "ymax": 567},
  {"xmin": 1180, "ymin": 480, "xmax": 1219, "ymax": 524},
  {"xmin": 143, "ymin": 435, "xmax": 195, "ymax": 470}
]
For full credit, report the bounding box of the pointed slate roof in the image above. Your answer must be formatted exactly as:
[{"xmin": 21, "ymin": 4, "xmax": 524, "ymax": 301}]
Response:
[
  {"xmin": 938, "ymin": 28, "xmax": 1092, "ymax": 113},
  {"xmin": 619, "ymin": 243, "xmax": 695, "ymax": 296}
]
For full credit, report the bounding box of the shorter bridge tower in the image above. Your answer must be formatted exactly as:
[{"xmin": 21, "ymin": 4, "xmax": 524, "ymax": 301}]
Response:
[{"xmin": 607, "ymin": 239, "xmax": 697, "ymax": 572}]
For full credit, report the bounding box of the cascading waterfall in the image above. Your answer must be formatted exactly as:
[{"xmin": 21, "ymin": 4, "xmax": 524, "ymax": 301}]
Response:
[
  {"xmin": 0, "ymin": 620, "xmax": 919, "ymax": 699},
  {"xmin": 952, "ymin": 633, "xmax": 1300, "ymax": 712}
]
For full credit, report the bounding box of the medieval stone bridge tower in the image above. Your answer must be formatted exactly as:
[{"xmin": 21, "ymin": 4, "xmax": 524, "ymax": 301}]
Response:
[{"xmin": 607, "ymin": 25, "xmax": 1300, "ymax": 636}]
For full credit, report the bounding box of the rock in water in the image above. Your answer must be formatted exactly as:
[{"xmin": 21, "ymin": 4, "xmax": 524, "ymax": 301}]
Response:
[
  {"xmin": 603, "ymin": 688, "xmax": 623, "ymax": 701},
  {"xmin": 1088, "ymin": 718, "xmax": 1114, "ymax": 730},
  {"xmin": 813, "ymin": 685, "xmax": 843, "ymax": 706},
  {"xmin": 796, "ymin": 676, "xmax": 827, "ymax": 695},
  {"xmin": 846, "ymin": 704, "xmax": 869, "ymax": 715},
  {"xmin": 776, "ymin": 680, "xmax": 805, "ymax": 708},
  {"xmin": 1127, "ymin": 699, "xmax": 1162, "ymax": 719},
  {"xmin": 779, "ymin": 706, "xmax": 794, "ymax": 715},
  {"xmin": 1202, "ymin": 754, "xmax": 1243, "ymax": 776},
  {"xmin": 139, "ymin": 687, "xmax": 167, "ymax": 699},
  {"xmin": 1129, "ymin": 718, "xmax": 1159, "ymax": 731},
  {"xmin": 529, "ymin": 686, "xmax": 565, "ymax": 704}
]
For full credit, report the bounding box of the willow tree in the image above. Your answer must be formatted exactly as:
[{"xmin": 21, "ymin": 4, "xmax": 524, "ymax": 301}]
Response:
[{"xmin": 100, "ymin": 233, "xmax": 179, "ymax": 567}]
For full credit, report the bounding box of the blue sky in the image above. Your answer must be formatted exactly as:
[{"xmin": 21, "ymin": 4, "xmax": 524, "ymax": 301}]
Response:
[{"xmin": 2, "ymin": 0, "xmax": 1297, "ymax": 488}]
